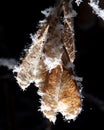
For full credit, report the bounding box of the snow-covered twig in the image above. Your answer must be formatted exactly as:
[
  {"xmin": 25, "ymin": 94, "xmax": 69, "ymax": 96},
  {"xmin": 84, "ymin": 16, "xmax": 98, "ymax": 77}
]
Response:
[{"xmin": 89, "ymin": 0, "xmax": 104, "ymax": 20}]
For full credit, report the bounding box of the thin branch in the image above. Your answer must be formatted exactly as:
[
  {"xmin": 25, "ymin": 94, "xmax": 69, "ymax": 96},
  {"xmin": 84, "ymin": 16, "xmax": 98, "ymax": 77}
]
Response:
[
  {"xmin": 83, "ymin": 91, "xmax": 104, "ymax": 112},
  {"xmin": 0, "ymin": 58, "xmax": 17, "ymax": 70}
]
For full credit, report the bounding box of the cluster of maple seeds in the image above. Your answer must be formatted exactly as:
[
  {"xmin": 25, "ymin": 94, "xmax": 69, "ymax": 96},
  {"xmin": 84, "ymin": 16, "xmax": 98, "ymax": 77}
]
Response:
[{"xmin": 14, "ymin": 0, "xmax": 82, "ymax": 123}]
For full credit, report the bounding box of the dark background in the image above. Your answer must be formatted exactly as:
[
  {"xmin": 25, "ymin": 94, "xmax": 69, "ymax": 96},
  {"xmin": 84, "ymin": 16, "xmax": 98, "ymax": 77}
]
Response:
[{"xmin": 0, "ymin": 0, "xmax": 104, "ymax": 130}]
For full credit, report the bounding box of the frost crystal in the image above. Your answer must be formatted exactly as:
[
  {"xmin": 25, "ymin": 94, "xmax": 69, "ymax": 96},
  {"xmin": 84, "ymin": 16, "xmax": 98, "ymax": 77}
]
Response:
[{"xmin": 75, "ymin": 0, "xmax": 83, "ymax": 6}]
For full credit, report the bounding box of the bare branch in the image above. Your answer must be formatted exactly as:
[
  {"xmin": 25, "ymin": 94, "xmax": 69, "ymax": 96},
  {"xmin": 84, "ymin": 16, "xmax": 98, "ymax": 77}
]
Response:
[{"xmin": 0, "ymin": 58, "xmax": 17, "ymax": 70}]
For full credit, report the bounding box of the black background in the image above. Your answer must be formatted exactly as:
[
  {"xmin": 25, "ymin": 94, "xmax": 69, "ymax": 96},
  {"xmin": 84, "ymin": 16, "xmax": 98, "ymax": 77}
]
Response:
[{"xmin": 0, "ymin": 0, "xmax": 104, "ymax": 130}]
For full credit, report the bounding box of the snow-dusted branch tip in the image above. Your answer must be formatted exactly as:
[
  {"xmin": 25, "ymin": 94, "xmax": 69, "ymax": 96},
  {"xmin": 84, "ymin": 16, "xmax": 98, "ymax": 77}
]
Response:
[{"xmin": 89, "ymin": 0, "xmax": 104, "ymax": 20}]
